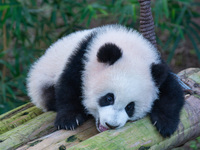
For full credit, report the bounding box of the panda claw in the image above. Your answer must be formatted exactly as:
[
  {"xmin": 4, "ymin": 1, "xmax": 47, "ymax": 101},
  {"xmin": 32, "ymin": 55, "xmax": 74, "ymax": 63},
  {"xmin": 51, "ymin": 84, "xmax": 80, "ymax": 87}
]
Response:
[
  {"xmin": 55, "ymin": 112, "xmax": 88, "ymax": 131},
  {"xmin": 153, "ymin": 121, "xmax": 157, "ymax": 126},
  {"xmin": 76, "ymin": 119, "xmax": 79, "ymax": 126}
]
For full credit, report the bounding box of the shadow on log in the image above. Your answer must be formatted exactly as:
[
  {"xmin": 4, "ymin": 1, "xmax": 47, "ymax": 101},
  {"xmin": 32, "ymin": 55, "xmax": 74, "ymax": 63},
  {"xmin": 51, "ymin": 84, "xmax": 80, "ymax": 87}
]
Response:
[{"xmin": 0, "ymin": 68, "xmax": 200, "ymax": 150}]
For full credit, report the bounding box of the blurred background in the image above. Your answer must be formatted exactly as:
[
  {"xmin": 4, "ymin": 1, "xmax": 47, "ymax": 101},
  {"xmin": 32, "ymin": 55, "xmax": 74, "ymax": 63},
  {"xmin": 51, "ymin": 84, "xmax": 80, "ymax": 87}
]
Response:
[{"xmin": 0, "ymin": 0, "xmax": 200, "ymax": 115}]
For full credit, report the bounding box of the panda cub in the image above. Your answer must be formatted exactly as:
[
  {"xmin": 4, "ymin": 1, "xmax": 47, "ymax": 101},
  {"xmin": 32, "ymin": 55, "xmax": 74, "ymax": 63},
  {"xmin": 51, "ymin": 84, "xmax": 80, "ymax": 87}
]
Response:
[{"xmin": 27, "ymin": 24, "xmax": 184, "ymax": 137}]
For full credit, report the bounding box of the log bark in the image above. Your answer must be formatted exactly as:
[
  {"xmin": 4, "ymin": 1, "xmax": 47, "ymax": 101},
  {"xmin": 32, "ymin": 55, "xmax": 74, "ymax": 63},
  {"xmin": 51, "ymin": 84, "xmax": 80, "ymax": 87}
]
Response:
[
  {"xmin": 0, "ymin": 111, "xmax": 56, "ymax": 150},
  {"xmin": 17, "ymin": 120, "xmax": 98, "ymax": 150},
  {"xmin": 0, "ymin": 68, "xmax": 200, "ymax": 150},
  {"xmin": 0, "ymin": 103, "xmax": 43, "ymax": 134}
]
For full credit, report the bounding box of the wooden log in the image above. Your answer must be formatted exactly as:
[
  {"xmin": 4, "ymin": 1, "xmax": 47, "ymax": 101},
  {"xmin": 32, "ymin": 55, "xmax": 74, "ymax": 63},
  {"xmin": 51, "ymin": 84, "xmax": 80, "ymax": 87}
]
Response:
[
  {"xmin": 1, "ymin": 68, "xmax": 200, "ymax": 150},
  {"xmin": 0, "ymin": 112, "xmax": 56, "ymax": 150},
  {"xmin": 0, "ymin": 103, "xmax": 43, "ymax": 134},
  {"xmin": 17, "ymin": 119, "xmax": 98, "ymax": 150},
  {"xmin": 0, "ymin": 103, "xmax": 34, "ymax": 121}
]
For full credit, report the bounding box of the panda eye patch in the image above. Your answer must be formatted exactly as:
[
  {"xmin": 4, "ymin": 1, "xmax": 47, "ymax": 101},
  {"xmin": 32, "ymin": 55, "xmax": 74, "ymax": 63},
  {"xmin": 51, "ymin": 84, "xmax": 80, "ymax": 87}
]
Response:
[
  {"xmin": 125, "ymin": 102, "xmax": 135, "ymax": 117},
  {"xmin": 99, "ymin": 93, "xmax": 114, "ymax": 107}
]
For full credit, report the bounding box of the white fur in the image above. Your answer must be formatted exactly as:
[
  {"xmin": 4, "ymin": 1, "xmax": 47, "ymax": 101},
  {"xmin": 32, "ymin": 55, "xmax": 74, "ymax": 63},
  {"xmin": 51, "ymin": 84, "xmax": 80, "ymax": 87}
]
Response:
[{"xmin": 27, "ymin": 29, "xmax": 94, "ymax": 110}]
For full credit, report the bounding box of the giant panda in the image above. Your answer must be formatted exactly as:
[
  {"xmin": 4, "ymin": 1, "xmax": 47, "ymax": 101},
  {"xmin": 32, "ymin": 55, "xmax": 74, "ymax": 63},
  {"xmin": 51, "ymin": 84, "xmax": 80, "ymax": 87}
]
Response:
[{"xmin": 27, "ymin": 24, "xmax": 184, "ymax": 137}]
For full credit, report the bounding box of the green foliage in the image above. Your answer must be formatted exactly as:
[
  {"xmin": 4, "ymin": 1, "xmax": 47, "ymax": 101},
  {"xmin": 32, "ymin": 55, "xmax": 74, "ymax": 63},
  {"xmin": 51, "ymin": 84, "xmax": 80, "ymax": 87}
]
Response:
[
  {"xmin": 189, "ymin": 136, "xmax": 200, "ymax": 150},
  {"xmin": 0, "ymin": 0, "xmax": 112, "ymax": 114},
  {"xmin": 0, "ymin": 0, "xmax": 200, "ymax": 114},
  {"xmin": 154, "ymin": 0, "xmax": 200, "ymax": 62}
]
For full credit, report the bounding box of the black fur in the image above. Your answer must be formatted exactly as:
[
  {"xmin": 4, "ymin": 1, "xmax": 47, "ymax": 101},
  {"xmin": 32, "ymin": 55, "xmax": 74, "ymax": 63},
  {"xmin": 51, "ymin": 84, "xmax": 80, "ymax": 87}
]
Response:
[
  {"xmin": 99, "ymin": 93, "xmax": 115, "ymax": 107},
  {"xmin": 151, "ymin": 62, "xmax": 169, "ymax": 87},
  {"xmin": 42, "ymin": 85, "xmax": 56, "ymax": 111},
  {"xmin": 150, "ymin": 62, "xmax": 184, "ymax": 137},
  {"xmin": 54, "ymin": 33, "xmax": 95, "ymax": 130},
  {"xmin": 97, "ymin": 43, "xmax": 122, "ymax": 65}
]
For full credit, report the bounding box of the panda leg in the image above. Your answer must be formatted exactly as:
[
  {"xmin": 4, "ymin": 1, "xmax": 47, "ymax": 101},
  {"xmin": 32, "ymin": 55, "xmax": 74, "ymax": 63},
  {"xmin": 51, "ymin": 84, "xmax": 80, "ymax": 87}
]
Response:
[
  {"xmin": 150, "ymin": 72, "xmax": 184, "ymax": 137},
  {"xmin": 54, "ymin": 65, "xmax": 89, "ymax": 130}
]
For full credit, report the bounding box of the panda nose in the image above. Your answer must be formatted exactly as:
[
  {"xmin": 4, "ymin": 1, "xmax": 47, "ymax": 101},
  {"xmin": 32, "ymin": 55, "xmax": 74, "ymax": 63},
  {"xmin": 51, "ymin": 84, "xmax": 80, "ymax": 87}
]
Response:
[{"xmin": 105, "ymin": 122, "xmax": 119, "ymax": 129}]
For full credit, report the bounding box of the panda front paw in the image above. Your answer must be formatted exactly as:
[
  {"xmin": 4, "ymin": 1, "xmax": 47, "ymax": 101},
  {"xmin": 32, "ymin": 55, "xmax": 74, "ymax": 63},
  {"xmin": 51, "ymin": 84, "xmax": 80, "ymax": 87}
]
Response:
[
  {"xmin": 150, "ymin": 112, "xmax": 179, "ymax": 138},
  {"xmin": 55, "ymin": 111, "xmax": 87, "ymax": 130}
]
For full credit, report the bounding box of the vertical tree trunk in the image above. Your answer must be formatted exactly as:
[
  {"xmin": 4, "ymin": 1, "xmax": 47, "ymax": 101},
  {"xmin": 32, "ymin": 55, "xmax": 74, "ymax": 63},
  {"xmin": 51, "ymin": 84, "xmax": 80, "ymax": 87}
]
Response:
[{"xmin": 138, "ymin": 0, "xmax": 157, "ymax": 49}]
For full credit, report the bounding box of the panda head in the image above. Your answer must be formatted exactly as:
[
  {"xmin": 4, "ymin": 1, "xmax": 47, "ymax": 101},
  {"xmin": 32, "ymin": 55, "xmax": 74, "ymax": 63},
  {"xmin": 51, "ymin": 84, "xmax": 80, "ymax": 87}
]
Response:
[{"xmin": 82, "ymin": 26, "xmax": 162, "ymax": 132}]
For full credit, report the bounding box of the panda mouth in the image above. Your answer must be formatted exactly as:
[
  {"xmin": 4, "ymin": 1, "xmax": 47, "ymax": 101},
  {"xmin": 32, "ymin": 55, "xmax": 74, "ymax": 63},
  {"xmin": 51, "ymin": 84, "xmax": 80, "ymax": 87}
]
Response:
[{"xmin": 96, "ymin": 119, "xmax": 109, "ymax": 132}]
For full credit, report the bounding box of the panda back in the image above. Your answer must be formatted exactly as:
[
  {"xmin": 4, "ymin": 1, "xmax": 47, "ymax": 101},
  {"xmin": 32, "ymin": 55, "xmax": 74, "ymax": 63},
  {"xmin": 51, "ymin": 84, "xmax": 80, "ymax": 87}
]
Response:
[{"xmin": 27, "ymin": 29, "xmax": 94, "ymax": 111}]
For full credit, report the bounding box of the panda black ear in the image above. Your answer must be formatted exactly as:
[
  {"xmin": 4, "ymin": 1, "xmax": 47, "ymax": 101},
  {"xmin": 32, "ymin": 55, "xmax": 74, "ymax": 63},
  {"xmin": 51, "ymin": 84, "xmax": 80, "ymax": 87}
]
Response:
[
  {"xmin": 97, "ymin": 43, "xmax": 122, "ymax": 65},
  {"xmin": 151, "ymin": 62, "xmax": 169, "ymax": 87}
]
